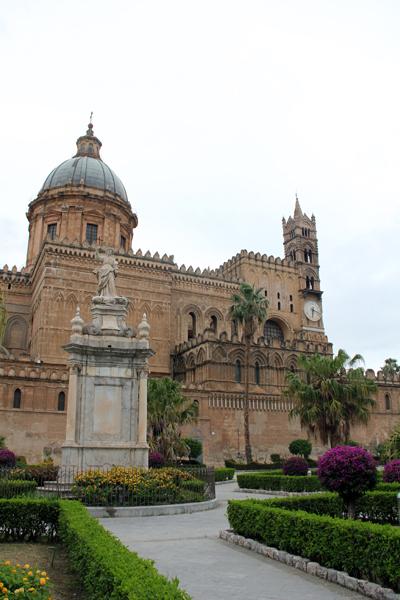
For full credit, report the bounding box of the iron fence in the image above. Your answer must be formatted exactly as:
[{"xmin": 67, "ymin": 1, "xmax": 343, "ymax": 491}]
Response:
[{"xmin": 0, "ymin": 465, "xmax": 215, "ymax": 506}]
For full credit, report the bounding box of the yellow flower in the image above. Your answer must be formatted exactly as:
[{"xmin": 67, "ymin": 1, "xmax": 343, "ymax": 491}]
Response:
[
  {"xmin": 24, "ymin": 564, "xmax": 30, "ymax": 569},
  {"xmin": 39, "ymin": 578, "xmax": 46, "ymax": 586},
  {"xmin": 14, "ymin": 588, "xmax": 24, "ymax": 594},
  {"xmin": 41, "ymin": 571, "xmax": 47, "ymax": 577},
  {"xmin": 4, "ymin": 561, "xmax": 10, "ymax": 566},
  {"xmin": 28, "ymin": 589, "xmax": 35, "ymax": 592}
]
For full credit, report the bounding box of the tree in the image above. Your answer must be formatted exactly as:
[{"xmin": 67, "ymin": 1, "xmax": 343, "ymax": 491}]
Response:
[
  {"xmin": 381, "ymin": 358, "xmax": 400, "ymax": 380},
  {"xmin": 285, "ymin": 349, "xmax": 377, "ymax": 447},
  {"xmin": 289, "ymin": 438, "xmax": 312, "ymax": 459},
  {"xmin": 382, "ymin": 422, "xmax": 400, "ymax": 462},
  {"xmin": 147, "ymin": 377, "xmax": 198, "ymax": 462},
  {"xmin": 229, "ymin": 282, "xmax": 268, "ymax": 463}
]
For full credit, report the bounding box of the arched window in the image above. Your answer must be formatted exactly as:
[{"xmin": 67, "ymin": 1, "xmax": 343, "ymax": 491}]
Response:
[
  {"xmin": 188, "ymin": 312, "xmax": 196, "ymax": 340},
  {"xmin": 306, "ymin": 276, "xmax": 314, "ymax": 290},
  {"xmin": 13, "ymin": 388, "xmax": 21, "ymax": 409},
  {"xmin": 264, "ymin": 320, "xmax": 284, "ymax": 344},
  {"xmin": 304, "ymin": 249, "xmax": 312, "ymax": 263},
  {"xmin": 58, "ymin": 391, "xmax": 66, "ymax": 411},
  {"xmin": 255, "ymin": 362, "xmax": 261, "ymax": 385},
  {"xmin": 235, "ymin": 359, "xmax": 242, "ymax": 383},
  {"xmin": 385, "ymin": 394, "xmax": 391, "ymax": 411},
  {"xmin": 210, "ymin": 315, "xmax": 217, "ymax": 333}
]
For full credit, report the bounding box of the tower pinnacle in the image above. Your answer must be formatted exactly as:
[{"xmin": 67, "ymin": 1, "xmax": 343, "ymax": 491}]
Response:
[{"xmin": 294, "ymin": 194, "xmax": 303, "ymax": 218}]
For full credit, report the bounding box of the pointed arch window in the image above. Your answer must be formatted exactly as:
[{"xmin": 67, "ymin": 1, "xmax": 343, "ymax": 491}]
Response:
[
  {"xmin": 210, "ymin": 315, "xmax": 217, "ymax": 333},
  {"xmin": 13, "ymin": 388, "xmax": 21, "ymax": 409},
  {"xmin": 385, "ymin": 394, "xmax": 391, "ymax": 411},
  {"xmin": 255, "ymin": 361, "xmax": 261, "ymax": 385},
  {"xmin": 188, "ymin": 312, "xmax": 196, "ymax": 340},
  {"xmin": 235, "ymin": 359, "xmax": 242, "ymax": 383},
  {"xmin": 264, "ymin": 320, "xmax": 284, "ymax": 343},
  {"xmin": 58, "ymin": 391, "xmax": 66, "ymax": 411}
]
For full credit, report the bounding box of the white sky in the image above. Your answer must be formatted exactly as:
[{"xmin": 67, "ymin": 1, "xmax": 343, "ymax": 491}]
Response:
[{"xmin": 0, "ymin": 0, "xmax": 399, "ymax": 370}]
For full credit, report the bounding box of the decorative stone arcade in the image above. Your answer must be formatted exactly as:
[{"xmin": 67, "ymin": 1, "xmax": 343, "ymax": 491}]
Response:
[{"xmin": 61, "ymin": 250, "xmax": 153, "ymax": 470}]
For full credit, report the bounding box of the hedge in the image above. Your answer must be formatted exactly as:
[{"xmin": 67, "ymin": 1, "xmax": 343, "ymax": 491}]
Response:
[
  {"xmin": 215, "ymin": 468, "xmax": 235, "ymax": 482},
  {"xmin": 237, "ymin": 472, "xmax": 321, "ymax": 492},
  {"xmin": 0, "ymin": 479, "xmax": 37, "ymax": 498},
  {"xmin": 227, "ymin": 494, "xmax": 400, "ymax": 590},
  {"xmin": 0, "ymin": 498, "xmax": 59, "ymax": 541},
  {"xmin": 0, "ymin": 498, "xmax": 191, "ymax": 598},
  {"xmin": 58, "ymin": 500, "xmax": 191, "ymax": 599},
  {"xmin": 225, "ymin": 460, "xmax": 284, "ymax": 471}
]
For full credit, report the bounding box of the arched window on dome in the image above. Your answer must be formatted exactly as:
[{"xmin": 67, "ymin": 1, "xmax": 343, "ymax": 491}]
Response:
[
  {"xmin": 47, "ymin": 223, "xmax": 57, "ymax": 240},
  {"xmin": 235, "ymin": 360, "xmax": 242, "ymax": 383},
  {"xmin": 13, "ymin": 388, "xmax": 21, "ymax": 409},
  {"xmin": 58, "ymin": 391, "xmax": 66, "ymax": 412},
  {"xmin": 86, "ymin": 223, "xmax": 98, "ymax": 244},
  {"xmin": 264, "ymin": 320, "xmax": 284, "ymax": 344}
]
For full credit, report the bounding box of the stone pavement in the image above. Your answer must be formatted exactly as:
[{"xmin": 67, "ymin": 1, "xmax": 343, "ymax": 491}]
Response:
[{"xmin": 100, "ymin": 481, "xmax": 365, "ymax": 600}]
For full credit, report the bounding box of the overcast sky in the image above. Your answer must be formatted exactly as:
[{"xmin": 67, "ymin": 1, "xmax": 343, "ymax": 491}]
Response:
[{"xmin": 0, "ymin": 0, "xmax": 399, "ymax": 371}]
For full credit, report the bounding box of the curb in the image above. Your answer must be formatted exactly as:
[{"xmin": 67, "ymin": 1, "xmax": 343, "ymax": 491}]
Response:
[
  {"xmin": 236, "ymin": 487, "xmax": 322, "ymax": 497},
  {"xmin": 216, "ymin": 479, "xmax": 236, "ymax": 485},
  {"xmin": 219, "ymin": 530, "xmax": 399, "ymax": 599},
  {"xmin": 89, "ymin": 497, "xmax": 219, "ymax": 518}
]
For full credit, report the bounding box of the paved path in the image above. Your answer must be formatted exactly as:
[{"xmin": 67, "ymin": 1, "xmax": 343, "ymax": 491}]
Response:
[{"xmin": 101, "ymin": 482, "xmax": 364, "ymax": 600}]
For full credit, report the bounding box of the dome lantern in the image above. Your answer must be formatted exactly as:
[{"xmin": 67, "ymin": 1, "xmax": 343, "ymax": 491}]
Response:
[{"xmin": 74, "ymin": 116, "xmax": 102, "ymax": 160}]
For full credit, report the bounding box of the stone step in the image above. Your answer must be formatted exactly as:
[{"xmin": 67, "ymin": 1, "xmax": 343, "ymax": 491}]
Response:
[{"xmin": 36, "ymin": 486, "xmax": 75, "ymax": 498}]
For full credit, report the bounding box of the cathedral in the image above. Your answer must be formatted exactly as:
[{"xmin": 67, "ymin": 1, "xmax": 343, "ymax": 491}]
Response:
[{"xmin": 0, "ymin": 122, "xmax": 398, "ymax": 464}]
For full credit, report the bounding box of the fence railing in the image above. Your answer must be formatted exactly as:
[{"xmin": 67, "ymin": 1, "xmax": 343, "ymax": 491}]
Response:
[{"xmin": 0, "ymin": 465, "xmax": 215, "ymax": 506}]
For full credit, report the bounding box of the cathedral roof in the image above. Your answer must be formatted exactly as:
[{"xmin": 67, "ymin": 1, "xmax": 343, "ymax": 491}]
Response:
[{"xmin": 39, "ymin": 120, "xmax": 129, "ymax": 204}]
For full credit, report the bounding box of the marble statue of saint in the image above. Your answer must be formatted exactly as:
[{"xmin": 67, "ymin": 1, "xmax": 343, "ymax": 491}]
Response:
[{"xmin": 94, "ymin": 251, "xmax": 118, "ymax": 298}]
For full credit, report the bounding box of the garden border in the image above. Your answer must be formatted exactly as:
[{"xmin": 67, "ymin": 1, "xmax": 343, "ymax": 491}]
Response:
[
  {"xmin": 236, "ymin": 487, "xmax": 322, "ymax": 497},
  {"xmin": 88, "ymin": 497, "xmax": 219, "ymax": 517},
  {"xmin": 219, "ymin": 529, "xmax": 399, "ymax": 600}
]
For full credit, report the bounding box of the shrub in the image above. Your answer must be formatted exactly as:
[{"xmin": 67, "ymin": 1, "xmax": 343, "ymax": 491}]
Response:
[
  {"xmin": 0, "ymin": 449, "xmax": 16, "ymax": 468},
  {"xmin": 270, "ymin": 454, "xmax": 281, "ymax": 464},
  {"xmin": 0, "ymin": 560, "xmax": 52, "ymax": 598},
  {"xmin": 149, "ymin": 451, "xmax": 165, "ymax": 468},
  {"xmin": 382, "ymin": 422, "xmax": 400, "ymax": 461},
  {"xmin": 224, "ymin": 460, "xmax": 281, "ymax": 471},
  {"xmin": 71, "ymin": 466, "xmax": 204, "ymax": 506},
  {"xmin": 289, "ymin": 439, "xmax": 312, "ymax": 459},
  {"xmin": 215, "ymin": 468, "xmax": 235, "ymax": 482},
  {"xmin": 11, "ymin": 463, "xmax": 59, "ymax": 485},
  {"xmin": 383, "ymin": 459, "xmax": 400, "ymax": 483},
  {"xmin": 0, "ymin": 498, "xmax": 59, "ymax": 541},
  {"xmin": 184, "ymin": 438, "xmax": 203, "ymax": 460},
  {"xmin": 283, "ymin": 456, "xmax": 308, "ymax": 476},
  {"xmin": 227, "ymin": 496, "xmax": 400, "ymax": 591},
  {"xmin": 59, "ymin": 500, "xmax": 191, "ymax": 599},
  {"xmin": 317, "ymin": 446, "xmax": 377, "ymax": 517},
  {"xmin": 0, "ymin": 479, "xmax": 37, "ymax": 498},
  {"xmin": 237, "ymin": 472, "xmax": 321, "ymax": 493},
  {"xmin": 0, "ymin": 436, "xmax": 5, "ymax": 449}
]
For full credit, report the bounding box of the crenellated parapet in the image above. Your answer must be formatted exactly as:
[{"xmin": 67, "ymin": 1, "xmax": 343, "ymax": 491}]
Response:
[
  {"xmin": 0, "ymin": 265, "xmax": 31, "ymax": 286},
  {"xmin": 218, "ymin": 249, "xmax": 297, "ymax": 279}
]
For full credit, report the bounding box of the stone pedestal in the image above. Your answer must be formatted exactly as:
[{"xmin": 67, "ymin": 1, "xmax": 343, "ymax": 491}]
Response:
[{"xmin": 61, "ymin": 301, "xmax": 153, "ymax": 470}]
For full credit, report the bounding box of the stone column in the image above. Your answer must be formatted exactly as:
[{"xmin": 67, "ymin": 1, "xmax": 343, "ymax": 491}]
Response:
[
  {"xmin": 138, "ymin": 368, "xmax": 148, "ymax": 444},
  {"xmin": 64, "ymin": 365, "xmax": 79, "ymax": 443}
]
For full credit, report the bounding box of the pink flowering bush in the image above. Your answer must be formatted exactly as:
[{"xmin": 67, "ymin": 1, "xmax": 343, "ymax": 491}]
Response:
[
  {"xmin": 149, "ymin": 451, "xmax": 165, "ymax": 468},
  {"xmin": 283, "ymin": 456, "xmax": 308, "ymax": 476},
  {"xmin": 0, "ymin": 449, "xmax": 16, "ymax": 468},
  {"xmin": 318, "ymin": 446, "xmax": 376, "ymax": 517},
  {"xmin": 383, "ymin": 459, "xmax": 400, "ymax": 483}
]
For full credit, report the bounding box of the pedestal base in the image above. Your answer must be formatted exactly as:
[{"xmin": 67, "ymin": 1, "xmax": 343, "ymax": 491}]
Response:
[{"xmin": 62, "ymin": 443, "xmax": 149, "ymax": 471}]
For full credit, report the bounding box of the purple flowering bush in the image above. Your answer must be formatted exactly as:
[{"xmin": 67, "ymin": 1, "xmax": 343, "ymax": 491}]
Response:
[
  {"xmin": 149, "ymin": 451, "xmax": 165, "ymax": 468},
  {"xmin": 318, "ymin": 446, "xmax": 376, "ymax": 517},
  {"xmin": 0, "ymin": 449, "xmax": 16, "ymax": 468},
  {"xmin": 383, "ymin": 459, "xmax": 400, "ymax": 483},
  {"xmin": 283, "ymin": 456, "xmax": 308, "ymax": 476}
]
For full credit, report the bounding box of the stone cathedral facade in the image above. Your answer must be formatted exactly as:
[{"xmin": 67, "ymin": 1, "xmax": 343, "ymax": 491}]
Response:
[{"xmin": 0, "ymin": 123, "xmax": 399, "ymax": 464}]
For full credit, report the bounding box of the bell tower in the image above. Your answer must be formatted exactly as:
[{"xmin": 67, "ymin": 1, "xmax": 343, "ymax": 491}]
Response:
[{"xmin": 282, "ymin": 196, "xmax": 321, "ymax": 293}]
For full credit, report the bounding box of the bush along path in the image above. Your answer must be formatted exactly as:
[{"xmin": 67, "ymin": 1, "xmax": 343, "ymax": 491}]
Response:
[{"xmin": 101, "ymin": 480, "xmax": 365, "ymax": 600}]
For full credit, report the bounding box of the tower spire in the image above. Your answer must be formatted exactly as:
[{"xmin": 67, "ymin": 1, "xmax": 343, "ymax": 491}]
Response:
[{"xmin": 294, "ymin": 193, "xmax": 303, "ymax": 218}]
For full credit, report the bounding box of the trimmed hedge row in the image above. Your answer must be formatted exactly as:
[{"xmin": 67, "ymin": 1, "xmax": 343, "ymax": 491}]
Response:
[
  {"xmin": 58, "ymin": 500, "xmax": 191, "ymax": 599},
  {"xmin": 0, "ymin": 498, "xmax": 59, "ymax": 541},
  {"xmin": 225, "ymin": 460, "xmax": 284, "ymax": 471},
  {"xmin": 237, "ymin": 472, "xmax": 321, "ymax": 492},
  {"xmin": 215, "ymin": 468, "xmax": 235, "ymax": 482},
  {"xmin": 0, "ymin": 479, "xmax": 37, "ymax": 498},
  {"xmin": 227, "ymin": 494, "xmax": 400, "ymax": 591},
  {"xmin": 0, "ymin": 499, "xmax": 191, "ymax": 598}
]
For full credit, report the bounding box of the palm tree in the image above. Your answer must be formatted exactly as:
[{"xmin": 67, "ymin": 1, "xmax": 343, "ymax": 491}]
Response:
[
  {"xmin": 285, "ymin": 349, "xmax": 377, "ymax": 447},
  {"xmin": 147, "ymin": 377, "xmax": 198, "ymax": 461},
  {"xmin": 229, "ymin": 283, "xmax": 268, "ymax": 463},
  {"xmin": 381, "ymin": 358, "xmax": 400, "ymax": 380}
]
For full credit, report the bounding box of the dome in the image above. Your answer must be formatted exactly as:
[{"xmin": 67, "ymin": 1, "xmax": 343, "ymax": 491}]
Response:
[{"xmin": 39, "ymin": 121, "xmax": 129, "ymax": 204}]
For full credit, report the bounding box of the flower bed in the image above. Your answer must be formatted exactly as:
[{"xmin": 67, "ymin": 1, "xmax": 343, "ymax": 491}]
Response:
[
  {"xmin": 215, "ymin": 468, "xmax": 235, "ymax": 482},
  {"xmin": 0, "ymin": 560, "xmax": 51, "ymax": 599},
  {"xmin": 0, "ymin": 498, "xmax": 191, "ymax": 599},
  {"xmin": 227, "ymin": 492, "xmax": 400, "ymax": 591},
  {"xmin": 72, "ymin": 466, "xmax": 206, "ymax": 506}
]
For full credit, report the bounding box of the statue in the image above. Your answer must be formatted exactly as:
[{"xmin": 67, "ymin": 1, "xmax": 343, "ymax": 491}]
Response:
[{"xmin": 94, "ymin": 250, "xmax": 118, "ymax": 298}]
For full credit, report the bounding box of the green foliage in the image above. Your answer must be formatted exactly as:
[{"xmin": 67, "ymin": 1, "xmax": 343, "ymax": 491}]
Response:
[
  {"xmin": 381, "ymin": 358, "xmax": 400, "ymax": 380},
  {"xmin": 0, "ymin": 561, "xmax": 51, "ymax": 598},
  {"xmin": 237, "ymin": 472, "xmax": 321, "ymax": 492},
  {"xmin": 227, "ymin": 495, "xmax": 400, "ymax": 591},
  {"xmin": 225, "ymin": 460, "xmax": 282, "ymax": 471},
  {"xmin": 289, "ymin": 439, "xmax": 312, "ymax": 458},
  {"xmin": 58, "ymin": 500, "xmax": 191, "ymax": 599},
  {"xmin": 215, "ymin": 468, "xmax": 235, "ymax": 482},
  {"xmin": 0, "ymin": 479, "xmax": 37, "ymax": 498},
  {"xmin": 0, "ymin": 436, "xmax": 5, "ymax": 449},
  {"xmin": 229, "ymin": 283, "xmax": 268, "ymax": 464},
  {"xmin": 270, "ymin": 454, "xmax": 281, "ymax": 464},
  {"xmin": 382, "ymin": 422, "xmax": 400, "ymax": 461},
  {"xmin": 148, "ymin": 378, "xmax": 198, "ymax": 462},
  {"xmin": 183, "ymin": 438, "xmax": 202, "ymax": 460},
  {"xmin": 0, "ymin": 498, "xmax": 59, "ymax": 541},
  {"xmin": 285, "ymin": 349, "xmax": 377, "ymax": 447}
]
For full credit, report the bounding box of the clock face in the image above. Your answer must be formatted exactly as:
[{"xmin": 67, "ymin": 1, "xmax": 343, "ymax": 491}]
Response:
[{"xmin": 304, "ymin": 300, "xmax": 322, "ymax": 322}]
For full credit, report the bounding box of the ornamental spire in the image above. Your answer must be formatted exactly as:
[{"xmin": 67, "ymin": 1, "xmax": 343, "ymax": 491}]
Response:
[
  {"xmin": 294, "ymin": 193, "xmax": 303, "ymax": 219},
  {"xmin": 74, "ymin": 114, "xmax": 102, "ymax": 159}
]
